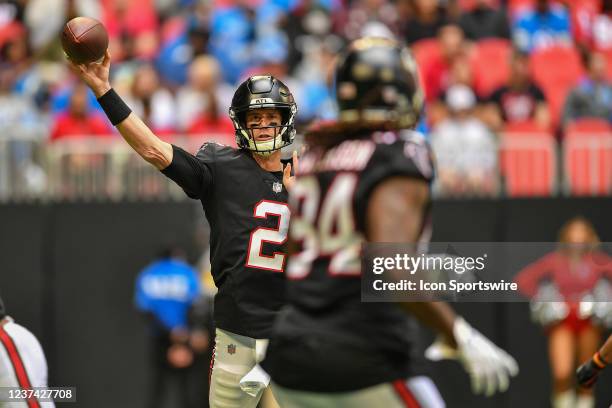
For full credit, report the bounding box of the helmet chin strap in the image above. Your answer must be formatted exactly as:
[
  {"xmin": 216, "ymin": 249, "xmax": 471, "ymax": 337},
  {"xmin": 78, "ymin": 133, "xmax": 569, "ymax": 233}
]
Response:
[{"xmin": 244, "ymin": 125, "xmax": 290, "ymax": 155}]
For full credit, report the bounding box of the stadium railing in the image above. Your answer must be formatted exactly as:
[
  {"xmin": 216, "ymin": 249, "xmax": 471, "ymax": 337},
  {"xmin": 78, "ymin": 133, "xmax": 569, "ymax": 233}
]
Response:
[
  {"xmin": 0, "ymin": 135, "xmax": 219, "ymax": 202},
  {"xmin": 0, "ymin": 131, "xmax": 611, "ymax": 202},
  {"xmin": 563, "ymin": 120, "xmax": 612, "ymax": 196},
  {"xmin": 500, "ymin": 122, "xmax": 558, "ymax": 197}
]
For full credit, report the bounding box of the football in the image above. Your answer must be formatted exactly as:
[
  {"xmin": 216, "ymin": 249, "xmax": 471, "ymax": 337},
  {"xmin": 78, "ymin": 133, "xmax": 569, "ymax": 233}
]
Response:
[{"xmin": 61, "ymin": 17, "xmax": 108, "ymax": 64}]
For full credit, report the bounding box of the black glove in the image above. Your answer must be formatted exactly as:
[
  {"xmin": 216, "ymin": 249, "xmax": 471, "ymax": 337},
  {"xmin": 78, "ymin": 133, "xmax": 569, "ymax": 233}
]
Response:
[{"xmin": 576, "ymin": 352, "xmax": 607, "ymax": 388}]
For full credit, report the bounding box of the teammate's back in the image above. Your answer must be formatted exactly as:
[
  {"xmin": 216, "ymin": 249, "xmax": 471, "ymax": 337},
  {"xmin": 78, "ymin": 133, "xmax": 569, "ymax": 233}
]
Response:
[
  {"xmin": 265, "ymin": 37, "xmax": 518, "ymax": 407},
  {"xmin": 265, "ymin": 129, "xmax": 433, "ymax": 392}
]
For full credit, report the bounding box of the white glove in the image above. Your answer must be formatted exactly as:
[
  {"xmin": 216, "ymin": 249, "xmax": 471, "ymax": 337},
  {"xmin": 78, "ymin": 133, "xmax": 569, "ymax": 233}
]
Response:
[
  {"xmin": 239, "ymin": 364, "xmax": 270, "ymax": 397},
  {"xmin": 425, "ymin": 317, "xmax": 519, "ymax": 397}
]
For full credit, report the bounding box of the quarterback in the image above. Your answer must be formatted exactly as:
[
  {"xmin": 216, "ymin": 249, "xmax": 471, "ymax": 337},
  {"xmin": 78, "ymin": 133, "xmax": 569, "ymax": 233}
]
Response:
[{"xmin": 69, "ymin": 51, "xmax": 297, "ymax": 408}]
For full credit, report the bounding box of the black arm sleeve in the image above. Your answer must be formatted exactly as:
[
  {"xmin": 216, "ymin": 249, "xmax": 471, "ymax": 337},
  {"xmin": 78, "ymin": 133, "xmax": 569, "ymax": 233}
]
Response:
[{"xmin": 161, "ymin": 144, "xmax": 213, "ymax": 199}]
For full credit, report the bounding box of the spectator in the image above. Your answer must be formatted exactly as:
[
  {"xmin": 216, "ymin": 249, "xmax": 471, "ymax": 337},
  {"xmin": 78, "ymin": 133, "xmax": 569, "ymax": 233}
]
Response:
[
  {"xmin": 429, "ymin": 53, "xmax": 478, "ymax": 126},
  {"xmin": 176, "ymin": 55, "xmax": 233, "ymax": 135},
  {"xmin": 571, "ymin": 0, "xmax": 612, "ymax": 51},
  {"xmin": 422, "ymin": 23, "xmax": 467, "ymax": 102},
  {"xmin": 342, "ymin": 0, "xmax": 399, "ymax": 41},
  {"xmin": 49, "ymin": 83, "xmax": 110, "ymax": 141},
  {"xmin": 0, "ymin": 23, "xmax": 32, "ymax": 94},
  {"xmin": 24, "ymin": 0, "xmax": 100, "ymax": 52},
  {"xmin": 562, "ymin": 49, "xmax": 612, "ymax": 126},
  {"xmin": 0, "ymin": 55, "xmax": 47, "ymax": 196},
  {"xmin": 135, "ymin": 246, "xmax": 202, "ymax": 408},
  {"xmin": 283, "ymin": 4, "xmax": 335, "ymax": 72},
  {"xmin": 431, "ymin": 84, "xmax": 499, "ymax": 197},
  {"xmin": 484, "ymin": 50, "xmax": 550, "ymax": 130},
  {"xmin": 124, "ymin": 64, "xmax": 177, "ymax": 135},
  {"xmin": 459, "ymin": 0, "xmax": 510, "ymax": 41},
  {"xmin": 512, "ymin": 0, "xmax": 572, "ymax": 53},
  {"xmin": 403, "ymin": 0, "xmax": 451, "ymax": 44},
  {"xmin": 291, "ymin": 34, "xmax": 340, "ymax": 123},
  {"xmin": 0, "ymin": 62, "xmax": 45, "ymax": 138},
  {"xmin": 156, "ymin": 4, "xmax": 212, "ymax": 87},
  {"xmin": 209, "ymin": 2, "xmax": 257, "ymax": 84},
  {"xmin": 101, "ymin": 0, "xmax": 159, "ymax": 61}
]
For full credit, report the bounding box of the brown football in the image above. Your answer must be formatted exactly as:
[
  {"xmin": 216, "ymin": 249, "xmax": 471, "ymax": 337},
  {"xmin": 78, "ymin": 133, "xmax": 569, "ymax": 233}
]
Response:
[{"xmin": 61, "ymin": 17, "xmax": 108, "ymax": 64}]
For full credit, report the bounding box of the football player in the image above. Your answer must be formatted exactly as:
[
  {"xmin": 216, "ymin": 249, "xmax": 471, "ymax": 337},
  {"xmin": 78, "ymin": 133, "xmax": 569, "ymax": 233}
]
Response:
[
  {"xmin": 69, "ymin": 52, "xmax": 297, "ymax": 408},
  {"xmin": 263, "ymin": 37, "xmax": 518, "ymax": 407},
  {"xmin": 0, "ymin": 296, "xmax": 55, "ymax": 407},
  {"xmin": 577, "ymin": 334, "xmax": 611, "ymax": 388}
]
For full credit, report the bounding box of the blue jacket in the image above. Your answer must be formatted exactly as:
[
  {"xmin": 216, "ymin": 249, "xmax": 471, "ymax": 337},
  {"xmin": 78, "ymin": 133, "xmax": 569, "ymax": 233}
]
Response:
[{"xmin": 135, "ymin": 259, "xmax": 201, "ymax": 331}]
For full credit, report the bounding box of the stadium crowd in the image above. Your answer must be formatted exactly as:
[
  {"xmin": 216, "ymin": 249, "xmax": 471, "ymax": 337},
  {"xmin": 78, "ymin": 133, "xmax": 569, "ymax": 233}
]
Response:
[{"xmin": 0, "ymin": 0, "xmax": 611, "ymax": 199}]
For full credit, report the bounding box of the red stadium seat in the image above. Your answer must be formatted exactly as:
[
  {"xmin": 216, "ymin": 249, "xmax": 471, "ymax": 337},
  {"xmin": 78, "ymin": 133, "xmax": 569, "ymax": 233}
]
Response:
[
  {"xmin": 500, "ymin": 121, "xmax": 557, "ymax": 197},
  {"xmin": 530, "ymin": 46, "xmax": 585, "ymax": 128},
  {"xmin": 471, "ymin": 39, "xmax": 512, "ymax": 98},
  {"xmin": 411, "ymin": 38, "xmax": 442, "ymax": 78},
  {"xmin": 602, "ymin": 49, "xmax": 612, "ymax": 81},
  {"xmin": 563, "ymin": 120, "xmax": 612, "ymax": 196}
]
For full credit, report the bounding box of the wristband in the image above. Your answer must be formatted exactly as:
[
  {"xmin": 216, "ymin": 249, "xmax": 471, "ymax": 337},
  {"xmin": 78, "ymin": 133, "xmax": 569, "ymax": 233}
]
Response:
[{"xmin": 97, "ymin": 88, "xmax": 132, "ymax": 126}]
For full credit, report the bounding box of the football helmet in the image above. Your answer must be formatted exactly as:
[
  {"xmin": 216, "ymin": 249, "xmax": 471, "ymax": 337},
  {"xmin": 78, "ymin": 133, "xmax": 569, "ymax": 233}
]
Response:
[
  {"xmin": 229, "ymin": 75, "xmax": 297, "ymax": 156},
  {"xmin": 335, "ymin": 37, "xmax": 423, "ymax": 130}
]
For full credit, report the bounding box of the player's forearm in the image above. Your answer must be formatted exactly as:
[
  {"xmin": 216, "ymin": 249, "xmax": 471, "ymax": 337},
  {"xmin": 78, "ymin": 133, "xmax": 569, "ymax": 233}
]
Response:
[
  {"xmin": 96, "ymin": 88, "xmax": 173, "ymax": 170},
  {"xmin": 400, "ymin": 301, "xmax": 457, "ymax": 348},
  {"xmin": 600, "ymin": 335, "xmax": 612, "ymax": 362},
  {"xmin": 116, "ymin": 113, "xmax": 173, "ymax": 170}
]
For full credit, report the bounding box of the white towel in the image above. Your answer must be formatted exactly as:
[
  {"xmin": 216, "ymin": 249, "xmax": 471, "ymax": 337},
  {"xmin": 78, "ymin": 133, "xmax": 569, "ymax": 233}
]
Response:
[{"xmin": 239, "ymin": 364, "xmax": 271, "ymax": 397}]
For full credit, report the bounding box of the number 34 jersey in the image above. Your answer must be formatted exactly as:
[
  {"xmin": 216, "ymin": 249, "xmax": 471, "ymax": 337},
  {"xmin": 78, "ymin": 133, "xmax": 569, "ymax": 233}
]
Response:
[
  {"xmin": 161, "ymin": 142, "xmax": 289, "ymax": 339},
  {"xmin": 264, "ymin": 130, "xmax": 434, "ymax": 392}
]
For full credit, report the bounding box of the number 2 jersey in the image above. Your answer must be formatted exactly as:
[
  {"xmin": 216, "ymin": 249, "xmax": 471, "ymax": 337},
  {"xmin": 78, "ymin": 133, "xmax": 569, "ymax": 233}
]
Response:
[
  {"xmin": 161, "ymin": 143, "xmax": 289, "ymax": 339},
  {"xmin": 264, "ymin": 130, "xmax": 434, "ymax": 392}
]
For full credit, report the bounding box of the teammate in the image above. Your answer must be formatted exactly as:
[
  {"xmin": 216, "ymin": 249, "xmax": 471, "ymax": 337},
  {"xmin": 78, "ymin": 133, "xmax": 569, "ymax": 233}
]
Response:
[
  {"xmin": 263, "ymin": 37, "xmax": 518, "ymax": 407},
  {"xmin": 0, "ymin": 296, "xmax": 54, "ymax": 408},
  {"xmin": 577, "ymin": 333, "xmax": 612, "ymax": 388},
  {"xmin": 69, "ymin": 52, "xmax": 297, "ymax": 408}
]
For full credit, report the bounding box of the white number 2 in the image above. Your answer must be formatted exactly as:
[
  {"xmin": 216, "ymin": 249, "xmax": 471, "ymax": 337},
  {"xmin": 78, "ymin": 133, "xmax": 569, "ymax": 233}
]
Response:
[{"xmin": 246, "ymin": 200, "xmax": 291, "ymax": 272}]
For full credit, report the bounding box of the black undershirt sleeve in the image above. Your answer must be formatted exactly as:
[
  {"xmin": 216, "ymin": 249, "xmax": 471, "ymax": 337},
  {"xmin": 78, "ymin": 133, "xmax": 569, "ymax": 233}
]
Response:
[{"xmin": 160, "ymin": 144, "xmax": 213, "ymax": 199}]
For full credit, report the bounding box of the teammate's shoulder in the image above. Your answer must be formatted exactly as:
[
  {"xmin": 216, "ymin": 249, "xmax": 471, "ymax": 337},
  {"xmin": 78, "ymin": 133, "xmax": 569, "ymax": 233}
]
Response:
[
  {"xmin": 371, "ymin": 129, "xmax": 429, "ymax": 148},
  {"xmin": 195, "ymin": 141, "xmax": 240, "ymax": 162},
  {"xmin": 367, "ymin": 130, "xmax": 434, "ymax": 181}
]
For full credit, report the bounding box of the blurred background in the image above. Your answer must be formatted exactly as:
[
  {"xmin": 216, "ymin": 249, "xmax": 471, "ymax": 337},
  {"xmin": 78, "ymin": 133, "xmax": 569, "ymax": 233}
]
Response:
[{"xmin": 0, "ymin": 0, "xmax": 611, "ymax": 407}]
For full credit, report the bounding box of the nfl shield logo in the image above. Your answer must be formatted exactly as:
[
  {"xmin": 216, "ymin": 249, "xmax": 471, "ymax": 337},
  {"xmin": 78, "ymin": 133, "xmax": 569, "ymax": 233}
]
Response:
[
  {"xmin": 273, "ymin": 182, "xmax": 283, "ymax": 193},
  {"xmin": 227, "ymin": 344, "xmax": 236, "ymax": 355}
]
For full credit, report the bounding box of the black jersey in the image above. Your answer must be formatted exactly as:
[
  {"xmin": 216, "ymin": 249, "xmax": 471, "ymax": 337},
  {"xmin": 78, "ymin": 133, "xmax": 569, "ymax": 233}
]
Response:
[
  {"xmin": 161, "ymin": 143, "xmax": 289, "ymax": 338},
  {"xmin": 264, "ymin": 130, "xmax": 434, "ymax": 392}
]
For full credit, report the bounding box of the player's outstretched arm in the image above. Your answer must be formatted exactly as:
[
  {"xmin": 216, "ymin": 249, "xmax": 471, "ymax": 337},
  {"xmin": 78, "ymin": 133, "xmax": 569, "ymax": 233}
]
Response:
[
  {"xmin": 68, "ymin": 50, "xmax": 173, "ymax": 170},
  {"xmin": 577, "ymin": 334, "xmax": 611, "ymax": 387},
  {"xmin": 367, "ymin": 177, "xmax": 518, "ymax": 396}
]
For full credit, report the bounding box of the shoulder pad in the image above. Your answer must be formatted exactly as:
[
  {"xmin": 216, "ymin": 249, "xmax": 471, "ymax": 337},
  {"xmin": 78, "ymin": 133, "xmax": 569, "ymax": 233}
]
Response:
[
  {"xmin": 195, "ymin": 141, "xmax": 237, "ymax": 162},
  {"xmin": 368, "ymin": 131, "xmax": 434, "ymax": 181}
]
